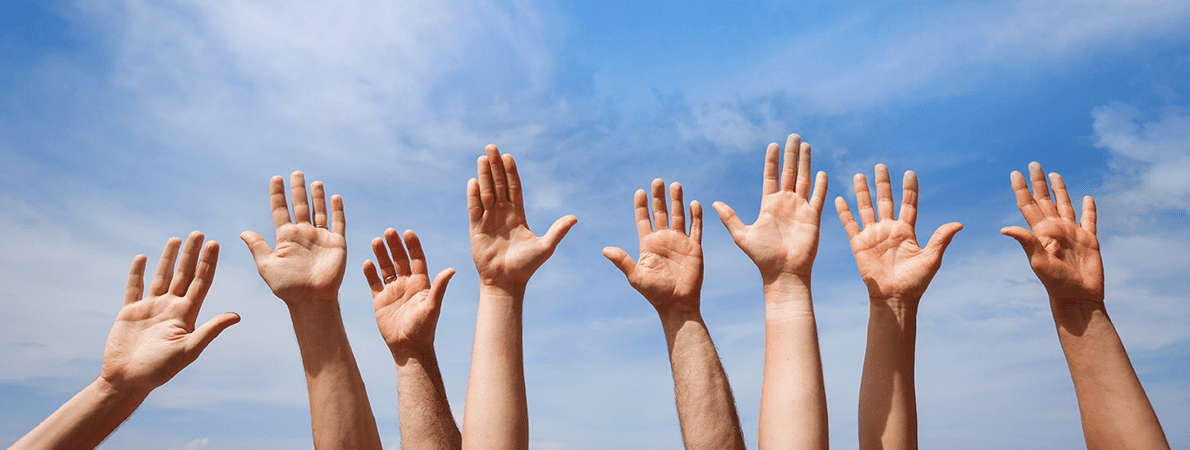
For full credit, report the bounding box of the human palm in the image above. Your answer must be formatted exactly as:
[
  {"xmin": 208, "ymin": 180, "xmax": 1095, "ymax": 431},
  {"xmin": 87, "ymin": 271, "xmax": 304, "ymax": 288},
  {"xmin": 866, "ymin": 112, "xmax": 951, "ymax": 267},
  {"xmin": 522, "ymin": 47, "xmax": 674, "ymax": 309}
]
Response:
[
  {"xmin": 373, "ymin": 272, "xmax": 438, "ymax": 353},
  {"xmin": 102, "ymin": 299, "xmax": 201, "ymax": 390},
  {"xmin": 258, "ymin": 223, "xmax": 347, "ymax": 302},
  {"xmin": 471, "ymin": 202, "xmax": 553, "ymax": 287},
  {"xmin": 848, "ymin": 220, "xmax": 940, "ymax": 303},
  {"xmin": 630, "ymin": 230, "xmax": 704, "ymax": 311},
  {"xmin": 734, "ymin": 192, "xmax": 822, "ymax": 279}
]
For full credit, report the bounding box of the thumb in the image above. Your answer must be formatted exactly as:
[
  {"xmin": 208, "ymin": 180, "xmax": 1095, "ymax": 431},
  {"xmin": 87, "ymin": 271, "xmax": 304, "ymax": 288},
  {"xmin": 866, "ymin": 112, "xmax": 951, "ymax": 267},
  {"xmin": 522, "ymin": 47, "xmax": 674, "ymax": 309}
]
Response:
[
  {"xmin": 187, "ymin": 312, "xmax": 241, "ymax": 357},
  {"xmin": 711, "ymin": 201, "xmax": 747, "ymax": 241},
  {"xmin": 924, "ymin": 222, "xmax": 964, "ymax": 259},
  {"xmin": 602, "ymin": 247, "xmax": 636, "ymax": 279},
  {"xmin": 428, "ymin": 267, "xmax": 456, "ymax": 309},
  {"xmin": 541, "ymin": 215, "xmax": 578, "ymax": 250},
  {"xmin": 1000, "ymin": 226, "xmax": 1041, "ymax": 258},
  {"xmin": 240, "ymin": 231, "xmax": 272, "ymax": 264}
]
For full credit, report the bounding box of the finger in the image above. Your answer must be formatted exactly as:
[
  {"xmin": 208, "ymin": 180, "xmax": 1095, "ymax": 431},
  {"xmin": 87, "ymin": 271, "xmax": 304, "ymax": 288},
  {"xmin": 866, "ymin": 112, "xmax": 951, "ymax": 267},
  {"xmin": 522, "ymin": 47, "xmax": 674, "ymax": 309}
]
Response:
[
  {"xmin": 290, "ymin": 171, "xmax": 311, "ymax": 224},
  {"xmin": 428, "ymin": 267, "xmax": 456, "ymax": 309},
  {"xmin": 385, "ymin": 228, "xmax": 412, "ymax": 277},
  {"xmin": 651, "ymin": 178, "xmax": 670, "ymax": 230},
  {"xmin": 311, "ymin": 181, "xmax": 329, "ymax": 228},
  {"xmin": 1028, "ymin": 162, "xmax": 1057, "ymax": 215},
  {"xmin": 899, "ymin": 171, "xmax": 919, "ymax": 227},
  {"xmin": 762, "ymin": 142, "xmax": 780, "ymax": 195},
  {"xmin": 669, "ymin": 182, "xmax": 686, "ymax": 234},
  {"xmin": 633, "ymin": 189, "xmax": 652, "ymax": 237},
  {"xmin": 149, "ymin": 237, "xmax": 182, "ymax": 297},
  {"xmin": 169, "ymin": 231, "xmax": 204, "ymax": 297},
  {"xmin": 1049, "ymin": 172, "xmax": 1076, "ymax": 221},
  {"xmin": 124, "ymin": 254, "xmax": 148, "ymax": 305},
  {"xmin": 875, "ymin": 164, "xmax": 894, "ymax": 222},
  {"xmin": 924, "ymin": 222, "xmax": 963, "ymax": 262},
  {"xmin": 330, "ymin": 194, "xmax": 345, "ymax": 236},
  {"xmin": 504, "ymin": 153, "xmax": 527, "ymax": 218},
  {"xmin": 854, "ymin": 173, "xmax": 877, "ymax": 226},
  {"xmin": 186, "ymin": 312, "xmax": 241, "ymax": 358},
  {"xmin": 476, "ymin": 155, "xmax": 495, "ymax": 207},
  {"xmin": 485, "ymin": 144, "xmax": 509, "ymax": 202},
  {"xmin": 780, "ymin": 134, "xmax": 800, "ymax": 192},
  {"xmin": 183, "ymin": 240, "xmax": 219, "ymax": 323},
  {"xmin": 602, "ymin": 246, "xmax": 637, "ymax": 278},
  {"xmin": 371, "ymin": 235, "xmax": 398, "ymax": 280},
  {"xmin": 1082, "ymin": 196, "xmax": 1097, "ymax": 236},
  {"xmin": 689, "ymin": 200, "xmax": 703, "ymax": 244},
  {"xmin": 362, "ymin": 260, "xmax": 385, "ymax": 297},
  {"xmin": 1001, "ymin": 226, "xmax": 1042, "ymax": 260},
  {"xmin": 808, "ymin": 171, "xmax": 829, "ymax": 212},
  {"xmin": 403, "ymin": 229, "xmax": 429, "ymax": 276},
  {"xmin": 240, "ymin": 231, "xmax": 272, "ymax": 265},
  {"xmin": 467, "ymin": 178, "xmax": 484, "ymax": 224},
  {"xmin": 795, "ymin": 141, "xmax": 813, "ymax": 199},
  {"xmin": 1010, "ymin": 171, "xmax": 1044, "ymax": 225},
  {"xmin": 266, "ymin": 176, "xmax": 291, "ymax": 229},
  {"xmin": 835, "ymin": 197, "xmax": 862, "ymax": 239},
  {"xmin": 542, "ymin": 215, "xmax": 578, "ymax": 252},
  {"xmin": 712, "ymin": 201, "xmax": 747, "ymax": 240}
]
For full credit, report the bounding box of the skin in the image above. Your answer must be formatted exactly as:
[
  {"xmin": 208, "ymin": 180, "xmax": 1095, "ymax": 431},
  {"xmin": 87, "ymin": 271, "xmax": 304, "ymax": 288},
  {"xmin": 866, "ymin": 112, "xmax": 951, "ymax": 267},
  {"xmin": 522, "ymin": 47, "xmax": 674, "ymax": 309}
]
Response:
[
  {"xmin": 241, "ymin": 171, "xmax": 383, "ymax": 450},
  {"xmin": 462, "ymin": 144, "xmax": 577, "ymax": 450},
  {"xmin": 713, "ymin": 134, "xmax": 830, "ymax": 449},
  {"xmin": 835, "ymin": 164, "xmax": 962, "ymax": 450},
  {"xmin": 11, "ymin": 232, "xmax": 239, "ymax": 450},
  {"xmin": 364, "ymin": 228, "xmax": 461, "ymax": 450},
  {"xmin": 1001, "ymin": 162, "xmax": 1168, "ymax": 450},
  {"xmin": 604, "ymin": 179, "xmax": 746, "ymax": 450}
]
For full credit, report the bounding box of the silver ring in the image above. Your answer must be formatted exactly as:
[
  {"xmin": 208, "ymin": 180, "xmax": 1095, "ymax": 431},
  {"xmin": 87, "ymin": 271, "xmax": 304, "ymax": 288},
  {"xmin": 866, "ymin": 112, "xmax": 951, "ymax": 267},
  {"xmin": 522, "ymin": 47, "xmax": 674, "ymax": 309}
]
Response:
[{"xmin": 384, "ymin": 275, "xmax": 398, "ymax": 283}]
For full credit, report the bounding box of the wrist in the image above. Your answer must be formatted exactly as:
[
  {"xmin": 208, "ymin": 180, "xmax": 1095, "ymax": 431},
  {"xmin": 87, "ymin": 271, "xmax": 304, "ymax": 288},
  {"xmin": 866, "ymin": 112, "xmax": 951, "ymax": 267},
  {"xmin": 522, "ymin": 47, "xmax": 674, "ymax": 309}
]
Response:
[
  {"xmin": 655, "ymin": 301, "xmax": 702, "ymax": 325},
  {"xmin": 393, "ymin": 345, "xmax": 437, "ymax": 368},
  {"xmin": 91, "ymin": 376, "xmax": 152, "ymax": 406},
  {"xmin": 285, "ymin": 293, "xmax": 342, "ymax": 318},
  {"xmin": 479, "ymin": 282, "xmax": 527, "ymax": 302},
  {"xmin": 868, "ymin": 300, "xmax": 919, "ymax": 327}
]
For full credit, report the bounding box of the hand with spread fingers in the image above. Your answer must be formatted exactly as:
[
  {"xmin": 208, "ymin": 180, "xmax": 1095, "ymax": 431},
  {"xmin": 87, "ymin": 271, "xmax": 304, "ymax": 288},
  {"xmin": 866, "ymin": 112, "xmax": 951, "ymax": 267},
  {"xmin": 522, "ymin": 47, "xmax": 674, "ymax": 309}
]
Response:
[
  {"xmin": 836, "ymin": 164, "xmax": 961, "ymax": 450},
  {"xmin": 1003, "ymin": 162, "xmax": 1168, "ymax": 450},
  {"xmin": 241, "ymin": 171, "xmax": 348, "ymax": 305},
  {"xmin": 714, "ymin": 134, "xmax": 829, "ymax": 449},
  {"xmin": 603, "ymin": 179, "xmax": 746, "ymax": 450},
  {"xmin": 365, "ymin": 228, "xmax": 461, "ymax": 450},
  {"xmin": 12, "ymin": 232, "xmax": 239, "ymax": 450}
]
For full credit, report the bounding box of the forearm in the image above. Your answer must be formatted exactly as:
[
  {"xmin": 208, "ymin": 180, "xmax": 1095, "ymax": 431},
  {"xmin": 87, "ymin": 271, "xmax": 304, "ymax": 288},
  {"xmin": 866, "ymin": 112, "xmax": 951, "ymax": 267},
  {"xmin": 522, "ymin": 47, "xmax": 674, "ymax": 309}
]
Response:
[
  {"xmin": 288, "ymin": 299, "xmax": 383, "ymax": 450},
  {"xmin": 659, "ymin": 307, "xmax": 747, "ymax": 450},
  {"xmin": 858, "ymin": 301, "xmax": 917, "ymax": 450},
  {"xmin": 10, "ymin": 378, "xmax": 149, "ymax": 450},
  {"xmin": 395, "ymin": 350, "xmax": 462, "ymax": 450},
  {"xmin": 760, "ymin": 277, "xmax": 828, "ymax": 450},
  {"xmin": 1050, "ymin": 298, "xmax": 1168, "ymax": 450},
  {"xmin": 462, "ymin": 284, "xmax": 528, "ymax": 450}
]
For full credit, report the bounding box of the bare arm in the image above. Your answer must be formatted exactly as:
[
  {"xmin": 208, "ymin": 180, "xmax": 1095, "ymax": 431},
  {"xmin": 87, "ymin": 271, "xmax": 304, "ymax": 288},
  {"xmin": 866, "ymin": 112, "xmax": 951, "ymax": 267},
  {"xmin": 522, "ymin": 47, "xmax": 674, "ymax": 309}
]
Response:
[
  {"xmin": 835, "ymin": 165, "xmax": 962, "ymax": 450},
  {"xmin": 713, "ymin": 134, "xmax": 829, "ymax": 449},
  {"xmin": 11, "ymin": 232, "xmax": 239, "ymax": 450},
  {"xmin": 605, "ymin": 179, "xmax": 746, "ymax": 450},
  {"xmin": 241, "ymin": 172, "xmax": 382, "ymax": 450},
  {"xmin": 364, "ymin": 228, "xmax": 460, "ymax": 450},
  {"xmin": 1001, "ymin": 162, "xmax": 1168, "ymax": 450},
  {"xmin": 462, "ymin": 145, "xmax": 577, "ymax": 450}
]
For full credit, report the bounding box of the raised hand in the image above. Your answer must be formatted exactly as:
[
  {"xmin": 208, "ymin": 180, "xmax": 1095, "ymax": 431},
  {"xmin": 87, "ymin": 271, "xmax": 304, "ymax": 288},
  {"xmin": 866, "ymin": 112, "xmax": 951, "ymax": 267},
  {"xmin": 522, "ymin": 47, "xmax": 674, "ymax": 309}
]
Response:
[
  {"xmin": 836, "ymin": 164, "xmax": 963, "ymax": 305},
  {"xmin": 364, "ymin": 228, "xmax": 455, "ymax": 359},
  {"xmin": 603, "ymin": 179, "xmax": 704, "ymax": 314},
  {"xmin": 714, "ymin": 133, "xmax": 828, "ymax": 286},
  {"xmin": 102, "ymin": 231, "xmax": 240, "ymax": 392},
  {"xmin": 468, "ymin": 144, "xmax": 577, "ymax": 289},
  {"xmin": 1000, "ymin": 161, "xmax": 1103, "ymax": 303},
  {"xmin": 241, "ymin": 171, "xmax": 347, "ymax": 305}
]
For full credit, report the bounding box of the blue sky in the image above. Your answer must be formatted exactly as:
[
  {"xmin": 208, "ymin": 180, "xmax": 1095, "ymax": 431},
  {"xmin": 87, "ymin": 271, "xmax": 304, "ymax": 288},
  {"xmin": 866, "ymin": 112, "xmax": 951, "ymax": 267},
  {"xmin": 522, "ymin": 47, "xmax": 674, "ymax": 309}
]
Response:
[{"xmin": 1, "ymin": 0, "xmax": 1188, "ymax": 448}]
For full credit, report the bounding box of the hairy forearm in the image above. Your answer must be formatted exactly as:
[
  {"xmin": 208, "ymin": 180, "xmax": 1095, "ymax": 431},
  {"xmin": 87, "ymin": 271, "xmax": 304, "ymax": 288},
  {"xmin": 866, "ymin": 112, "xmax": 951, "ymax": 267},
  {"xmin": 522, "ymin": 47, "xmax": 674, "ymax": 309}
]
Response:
[
  {"xmin": 10, "ymin": 378, "xmax": 149, "ymax": 450},
  {"xmin": 858, "ymin": 301, "xmax": 918, "ymax": 450},
  {"xmin": 288, "ymin": 298, "xmax": 383, "ymax": 450},
  {"xmin": 396, "ymin": 350, "xmax": 462, "ymax": 450},
  {"xmin": 1049, "ymin": 298, "xmax": 1168, "ymax": 450},
  {"xmin": 659, "ymin": 307, "xmax": 747, "ymax": 450},
  {"xmin": 760, "ymin": 277, "xmax": 829, "ymax": 449},
  {"xmin": 462, "ymin": 284, "xmax": 529, "ymax": 450}
]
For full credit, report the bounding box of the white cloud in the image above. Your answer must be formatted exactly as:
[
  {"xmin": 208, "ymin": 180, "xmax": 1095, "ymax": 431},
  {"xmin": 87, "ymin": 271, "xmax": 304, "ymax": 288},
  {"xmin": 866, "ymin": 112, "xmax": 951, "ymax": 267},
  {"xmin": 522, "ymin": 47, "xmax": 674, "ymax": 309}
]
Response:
[{"xmin": 1092, "ymin": 103, "xmax": 1190, "ymax": 215}]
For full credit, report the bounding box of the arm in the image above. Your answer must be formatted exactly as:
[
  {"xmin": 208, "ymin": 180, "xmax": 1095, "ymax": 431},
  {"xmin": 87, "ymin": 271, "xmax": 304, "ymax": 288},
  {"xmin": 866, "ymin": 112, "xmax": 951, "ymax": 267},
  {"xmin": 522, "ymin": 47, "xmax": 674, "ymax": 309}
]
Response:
[
  {"xmin": 462, "ymin": 145, "xmax": 577, "ymax": 450},
  {"xmin": 364, "ymin": 228, "xmax": 460, "ymax": 449},
  {"xmin": 1001, "ymin": 162, "xmax": 1168, "ymax": 450},
  {"xmin": 712, "ymin": 134, "xmax": 829, "ymax": 449},
  {"xmin": 241, "ymin": 172, "xmax": 382, "ymax": 450},
  {"xmin": 835, "ymin": 165, "xmax": 962, "ymax": 450},
  {"xmin": 11, "ymin": 232, "xmax": 239, "ymax": 450},
  {"xmin": 604, "ymin": 179, "xmax": 746, "ymax": 450}
]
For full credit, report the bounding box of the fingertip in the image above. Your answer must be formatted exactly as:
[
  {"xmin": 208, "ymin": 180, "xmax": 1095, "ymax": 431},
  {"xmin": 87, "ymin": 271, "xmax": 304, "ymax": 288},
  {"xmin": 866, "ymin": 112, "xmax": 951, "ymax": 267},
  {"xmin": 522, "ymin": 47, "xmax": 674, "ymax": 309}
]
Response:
[{"xmin": 485, "ymin": 143, "xmax": 498, "ymax": 152}]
